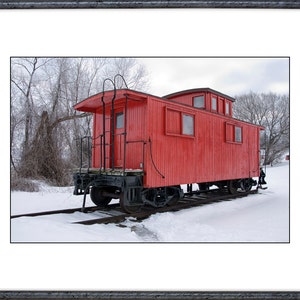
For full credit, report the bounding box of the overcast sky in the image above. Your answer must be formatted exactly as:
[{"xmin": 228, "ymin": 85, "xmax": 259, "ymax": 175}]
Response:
[{"xmin": 136, "ymin": 57, "xmax": 289, "ymax": 98}]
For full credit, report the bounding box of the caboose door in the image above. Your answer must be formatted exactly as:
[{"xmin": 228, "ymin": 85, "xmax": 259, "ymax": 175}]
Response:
[{"xmin": 114, "ymin": 109, "xmax": 125, "ymax": 168}]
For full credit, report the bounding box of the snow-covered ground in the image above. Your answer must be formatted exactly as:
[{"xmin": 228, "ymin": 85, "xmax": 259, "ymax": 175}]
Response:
[{"xmin": 11, "ymin": 162, "xmax": 289, "ymax": 243}]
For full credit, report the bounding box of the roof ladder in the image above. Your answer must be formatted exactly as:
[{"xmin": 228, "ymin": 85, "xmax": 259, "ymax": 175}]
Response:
[
  {"xmin": 101, "ymin": 78, "xmax": 116, "ymax": 171},
  {"xmin": 100, "ymin": 74, "xmax": 129, "ymax": 172}
]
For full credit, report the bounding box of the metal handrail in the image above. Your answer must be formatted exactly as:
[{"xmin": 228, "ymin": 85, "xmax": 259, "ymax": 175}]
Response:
[
  {"xmin": 101, "ymin": 78, "xmax": 115, "ymax": 171},
  {"xmin": 78, "ymin": 136, "xmax": 92, "ymax": 173}
]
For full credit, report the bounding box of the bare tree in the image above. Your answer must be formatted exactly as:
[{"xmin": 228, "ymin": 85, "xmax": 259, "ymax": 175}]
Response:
[
  {"xmin": 234, "ymin": 92, "xmax": 289, "ymax": 165},
  {"xmin": 11, "ymin": 58, "xmax": 50, "ymax": 156},
  {"xmin": 103, "ymin": 58, "xmax": 149, "ymax": 91},
  {"xmin": 14, "ymin": 58, "xmax": 92, "ymax": 184},
  {"xmin": 11, "ymin": 57, "xmax": 150, "ymax": 187}
]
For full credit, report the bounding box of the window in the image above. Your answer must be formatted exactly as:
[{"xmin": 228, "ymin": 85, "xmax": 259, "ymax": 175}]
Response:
[
  {"xmin": 182, "ymin": 114, "xmax": 194, "ymax": 136},
  {"xmin": 225, "ymin": 122, "xmax": 243, "ymax": 143},
  {"xmin": 211, "ymin": 96, "xmax": 217, "ymax": 110},
  {"xmin": 235, "ymin": 126, "xmax": 242, "ymax": 142},
  {"xmin": 116, "ymin": 112, "xmax": 124, "ymax": 129},
  {"xmin": 165, "ymin": 108, "xmax": 194, "ymax": 137},
  {"xmin": 225, "ymin": 102, "xmax": 230, "ymax": 115},
  {"xmin": 194, "ymin": 95, "xmax": 205, "ymax": 108}
]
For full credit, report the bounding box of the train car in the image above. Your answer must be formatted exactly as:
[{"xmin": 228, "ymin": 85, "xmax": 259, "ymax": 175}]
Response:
[{"xmin": 73, "ymin": 86, "xmax": 263, "ymax": 213}]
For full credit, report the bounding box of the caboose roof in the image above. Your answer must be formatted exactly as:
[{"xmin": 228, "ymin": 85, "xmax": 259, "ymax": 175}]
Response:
[
  {"xmin": 74, "ymin": 89, "xmax": 149, "ymax": 112},
  {"xmin": 74, "ymin": 87, "xmax": 236, "ymax": 113},
  {"xmin": 163, "ymin": 88, "xmax": 236, "ymax": 102}
]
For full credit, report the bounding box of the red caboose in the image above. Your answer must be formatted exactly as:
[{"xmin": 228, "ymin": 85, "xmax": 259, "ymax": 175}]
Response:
[{"xmin": 73, "ymin": 86, "xmax": 263, "ymax": 212}]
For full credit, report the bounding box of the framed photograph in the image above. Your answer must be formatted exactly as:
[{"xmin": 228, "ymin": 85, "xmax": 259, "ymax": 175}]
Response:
[{"xmin": 2, "ymin": 1, "xmax": 299, "ymax": 299}]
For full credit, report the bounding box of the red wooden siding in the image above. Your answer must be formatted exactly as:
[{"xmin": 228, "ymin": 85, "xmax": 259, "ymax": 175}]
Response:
[
  {"xmin": 92, "ymin": 98, "xmax": 147, "ymax": 169},
  {"xmin": 142, "ymin": 96, "xmax": 261, "ymax": 188}
]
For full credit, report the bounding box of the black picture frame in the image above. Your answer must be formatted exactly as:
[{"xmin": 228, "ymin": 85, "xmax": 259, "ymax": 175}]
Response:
[
  {"xmin": 0, "ymin": 0, "xmax": 300, "ymax": 9},
  {"xmin": 0, "ymin": 291, "xmax": 300, "ymax": 299},
  {"xmin": 4, "ymin": 1, "xmax": 298, "ymax": 299}
]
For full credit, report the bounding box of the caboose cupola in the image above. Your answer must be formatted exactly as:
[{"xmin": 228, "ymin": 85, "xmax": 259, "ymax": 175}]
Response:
[{"xmin": 164, "ymin": 88, "xmax": 235, "ymax": 117}]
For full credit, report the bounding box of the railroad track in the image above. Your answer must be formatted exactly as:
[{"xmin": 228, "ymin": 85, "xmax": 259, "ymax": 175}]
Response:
[
  {"xmin": 11, "ymin": 189, "xmax": 259, "ymax": 225},
  {"xmin": 11, "ymin": 205, "xmax": 98, "ymax": 219}
]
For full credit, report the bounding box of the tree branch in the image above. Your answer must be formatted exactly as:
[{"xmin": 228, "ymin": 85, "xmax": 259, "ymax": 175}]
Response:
[{"xmin": 50, "ymin": 112, "xmax": 91, "ymax": 130}]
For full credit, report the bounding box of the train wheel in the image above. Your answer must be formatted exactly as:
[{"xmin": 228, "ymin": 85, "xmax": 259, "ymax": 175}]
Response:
[
  {"xmin": 142, "ymin": 186, "xmax": 183, "ymax": 208},
  {"xmin": 166, "ymin": 186, "xmax": 183, "ymax": 206},
  {"xmin": 90, "ymin": 187, "xmax": 112, "ymax": 207},
  {"xmin": 119, "ymin": 190, "xmax": 143, "ymax": 214},
  {"xmin": 227, "ymin": 180, "xmax": 240, "ymax": 194},
  {"xmin": 228, "ymin": 179, "xmax": 253, "ymax": 194},
  {"xmin": 240, "ymin": 178, "xmax": 253, "ymax": 192}
]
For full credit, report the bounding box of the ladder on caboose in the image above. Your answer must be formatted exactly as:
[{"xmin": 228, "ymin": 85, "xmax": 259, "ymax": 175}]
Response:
[{"xmin": 100, "ymin": 75, "xmax": 128, "ymax": 172}]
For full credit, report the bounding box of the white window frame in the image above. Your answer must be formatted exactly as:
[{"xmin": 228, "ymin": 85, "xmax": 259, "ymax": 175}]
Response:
[
  {"xmin": 211, "ymin": 96, "xmax": 217, "ymax": 111},
  {"xmin": 182, "ymin": 114, "xmax": 194, "ymax": 136},
  {"xmin": 193, "ymin": 95, "xmax": 205, "ymax": 109}
]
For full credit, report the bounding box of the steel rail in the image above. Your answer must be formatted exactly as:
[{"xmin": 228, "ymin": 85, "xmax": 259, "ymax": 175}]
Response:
[
  {"xmin": 11, "ymin": 189, "xmax": 259, "ymax": 223},
  {"xmin": 10, "ymin": 204, "xmax": 118, "ymax": 219}
]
